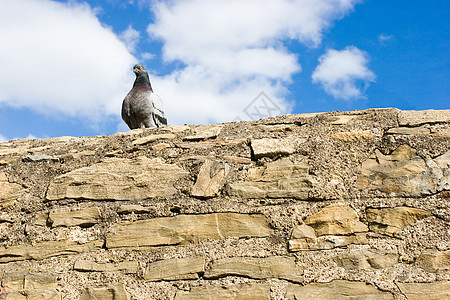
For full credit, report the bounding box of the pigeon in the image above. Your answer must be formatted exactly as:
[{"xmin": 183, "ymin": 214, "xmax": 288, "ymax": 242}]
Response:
[{"xmin": 121, "ymin": 64, "xmax": 167, "ymax": 129}]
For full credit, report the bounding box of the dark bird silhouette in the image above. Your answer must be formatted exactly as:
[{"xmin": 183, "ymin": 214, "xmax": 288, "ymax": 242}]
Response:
[{"xmin": 121, "ymin": 64, "xmax": 167, "ymax": 129}]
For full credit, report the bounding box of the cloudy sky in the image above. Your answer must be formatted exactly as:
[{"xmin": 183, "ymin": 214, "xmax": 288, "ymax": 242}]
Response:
[{"xmin": 0, "ymin": 0, "xmax": 449, "ymax": 141}]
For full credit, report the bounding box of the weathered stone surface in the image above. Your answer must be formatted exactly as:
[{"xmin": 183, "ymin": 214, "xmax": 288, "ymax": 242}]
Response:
[
  {"xmin": 357, "ymin": 145, "xmax": 450, "ymax": 196},
  {"xmin": 286, "ymin": 280, "xmax": 393, "ymax": 300},
  {"xmin": 227, "ymin": 157, "xmax": 315, "ymax": 199},
  {"xmin": 80, "ymin": 284, "xmax": 130, "ymax": 300},
  {"xmin": 184, "ymin": 125, "xmax": 223, "ymax": 141},
  {"xmin": 2, "ymin": 272, "xmax": 58, "ymax": 291},
  {"xmin": 415, "ymin": 249, "xmax": 450, "ymax": 272},
  {"xmin": 74, "ymin": 260, "xmax": 138, "ymax": 274},
  {"xmin": 398, "ymin": 109, "xmax": 450, "ymax": 126},
  {"xmin": 331, "ymin": 130, "xmax": 375, "ymax": 142},
  {"xmin": 23, "ymin": 152, "xmax": 59, "ymax": 162},
  {"xmin": 0, "ymin": 240, "xmax": 102, "ymax": 262},
  {"xmin": 291, "ymin": 224, "xmax": 316, "ymax": 239},
  {"xmin": 0, "ymin": 172, "xmax": 26, "ymax": 209},
  {"xmin": 2, "ymin": 272, "xmax": 62, "ymax": 300},
  {"xmin": 191, "ymin": 160, "xmax": 229, "ymax": 198},
  {"xmin": 366, "ymin": 207, "xmax": 431, "ymax": 236},
  {"xmin": 334, "ymin": 249, "xmax": 398, "ymax": 270},
  {"xmin": 250, "ymin": 138, "xmax": 299, "ymax": 158},
  {"xmin": 144, "ymin": 257, "xmax": 205, "ymax": 281},
  {"xmin": 396, "ymin": 281, "xmax": 450, "ymax": 300},
  {"xmin": 204, "ymin": 256, "xmax": 303, "ymax": 283},
  {"xmin": 329, "ymin": 115, "xmax": 356, "ymax": 125},
  {"xmin": 175, "ymin": 283, "xmax": 270, "ymax": 300},
  {"xmin": 46, "ymin": 156, "xmax": 189, "ymax": 201},
  {"xmin": 49, "ymin": 207, "xmax": 101, "ymax": 227},
  {"xmin": 289, "ymin": 233, "xmax": 368, "ymax": 252},
  {"xmin": 304, "ymin": 204, "xmax": 368, "ymax": 236},
  {"xmin": 386, "ymin": 127, "xmax": 431, "ymax": 135},
  {"xmin": 131, "ymin": 133, "xmax": 176, "ymax": 145},
  {"xmin": 106, "ymin": 213, "xmax": 273, "ymax": 249}
]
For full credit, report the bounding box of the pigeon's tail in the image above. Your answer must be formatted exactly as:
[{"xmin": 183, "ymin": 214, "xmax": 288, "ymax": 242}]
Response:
[{"xmin": 154, "ymin": 114, "xmax": 167, "ymax": 127}]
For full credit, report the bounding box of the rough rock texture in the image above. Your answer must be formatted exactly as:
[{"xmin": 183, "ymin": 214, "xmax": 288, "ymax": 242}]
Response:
[{"xmin": 0, "ymin": 108, "xmax": 449, "ymax": 299}]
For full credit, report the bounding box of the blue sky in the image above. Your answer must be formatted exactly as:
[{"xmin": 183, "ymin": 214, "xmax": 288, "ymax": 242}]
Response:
[{"xmin": 0, "ymin": 0, "xmax": 449, "ymax": 141}]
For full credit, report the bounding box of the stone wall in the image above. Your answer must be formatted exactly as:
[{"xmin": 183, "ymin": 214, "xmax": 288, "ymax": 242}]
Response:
[{"xmin": 0, "ymin": 108, "xmax": 449, "ymax": 299}]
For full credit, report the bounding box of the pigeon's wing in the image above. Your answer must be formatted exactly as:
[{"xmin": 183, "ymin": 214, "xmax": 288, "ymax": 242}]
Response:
[{"xmin": 149, "ymin": 93, "xmax": 167, "ymax": 126}]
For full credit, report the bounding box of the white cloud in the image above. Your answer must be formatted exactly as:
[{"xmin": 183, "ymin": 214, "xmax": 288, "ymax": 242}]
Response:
[
  {"xmin": 119, "ymin": 25, "xmax": 141, "ymax": 53},
  {"xmin": 0, "ymin": 133, "xmax": 7, "ymax": 143},
  {"xmin": 0, "ymin": 0, "xmax": 136, "ymax": 124},
  {"xmin": 312, "ymin": 46, "xmax": 375, "ymax": 99},
  {"xmin": 147, "ymin": 0, "xmax": 362, "ymax": 124},
  {"xmin": 378, "ymin": 33, "xmax": 394, "ymax": 44}
]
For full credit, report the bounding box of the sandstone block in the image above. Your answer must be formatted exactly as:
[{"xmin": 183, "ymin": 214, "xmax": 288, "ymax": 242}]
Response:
[
  {"xmin": 227, "ymin": 158, "xmax": 315, "ymax": 199},
  {"xmin": 250, "ymin": 138, "xmax": 299, "ymax": 158},
  {"xmin": 175, "ymin": 283, "xmax": 270, "ymax": 300},
  {"xmin": 398, "ymin": 109, "xmax": 450, "ymax": 126},
  {"xmin": 49, "ymin": 207, "xmax": 101, "ymax": 227},
  {"xmin": 0, "ymin": 240, "xmax": 102, "ymax": 263},
  {"xmin": 334, "ymin": 249, "xmax": 398, "ymax": 270},
  {"xmin": 357, "ymin": 145, "xmax": 450, "ymax": 196},
  {"xmin": 144, "ymin": 257, "xmax": 205, "ymax": 281},
  {"xmin": 191, "ymin": 160, "xmax": 229, "ymax": 198},
  {"xmin": 0, "ymin": 172, "xmax": 26, "ymax": 209},
  {"xmin": 366, "ymin": 207, "xmax": 431, "ymax": 236},
  {"xmin": 2, "ymin": 272, "xmax": 61, "ymax": 300},
  {"xmin": 397, "ymin": 281, "xmax": 450, "ymax": 300},
  {"xmin": 74, "ymin": 260, "xmax": 138, "ymax": 274},
  {"xmin": 289, "ymin": 233, "xmax": 368, "ymax": 252},
  {"xmin": 106, "ymin": 213, "xmax": 273, "ymax": 249},
  {"xmin": 131, "ymin": 133, "xmax": 176, "ymax": 145},
  {"xmin": 286, "ymin": 280, "xmax": 393, "ymax": 300},
  {"xmin": 386, "ymin": 127, "xmax": 431, "ymax": 135},
  {"xmin": 203, "ymin": 256, "xmax": 303, "ymax": 283},
  {"xmin": 415, "ymin": 249, "xmax": 450, "ymax": 272},
  {"xmin": 304, "ymin": 204, "xmax": 368, "ymax": 236},
  {"xmin": 46, "ymin": 157, "xmax": 189, "ymax": 201},
  {"xmin": 183, "ymin": 125, "xmax": 223, "ymax": 141},
  {"xmin": 80, "ymin": 284, "xmax": 130, "ymax": 300}
]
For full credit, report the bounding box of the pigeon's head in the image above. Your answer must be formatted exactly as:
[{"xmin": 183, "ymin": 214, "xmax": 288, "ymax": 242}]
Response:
[{"xmin": 133, "ymin": 64, "xmax": 147, "ymax": 76}]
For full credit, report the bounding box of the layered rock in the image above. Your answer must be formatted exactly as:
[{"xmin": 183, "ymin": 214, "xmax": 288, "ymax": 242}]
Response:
[
  {"xmin": 46, "ymin": 156, "xmax": 189, "ymax": 201},
  {"xmin": 0, "ymin": 108, "xmax": 448, "ymax": 299},
  {"xmin": 227, "ymin": 157, "xmax": 315, "ymax": 199}
]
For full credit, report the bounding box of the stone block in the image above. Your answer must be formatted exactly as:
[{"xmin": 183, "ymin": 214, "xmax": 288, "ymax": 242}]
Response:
[
  {"xmin": 227, "ymin": 158, "xmax": 315, "ymax": 199},
  {"xmin": 0, "ymin": 240, "xmax": 103, "ymax": 263},
  {"xmin": 289, "ymin": 233, "xmax": 368, "ymax": 252},
  {"xmin": 144, "ymin": 257, "xmax": 205, "ymax": 281},
  {"xmin": 398, "ymin": 109, "xmax": 450, "ymax": 126},
  {"xmin": 191, "ymin": 160, "xmax": 229, "ymax": 198},
  {"xmin": 106, "ymin": 213, "xmax": 273, "ymax": 249},
  {"xmin": 397, "ymin": 281, "xmax": 450, "ymax": 300},
  {"xmin": 304, "ymin": 204, "xmax": 368, "ymax": 236},
  {"xmin": 250, "ymin": 138, "xmax": 299, "ymax": 159},
  {"xmin": 203, "ymin": 256, "xmax": 303, "ymax": 283},
  {"xmin": 334, "ymin": 249, "xmax": 398, "ymax": 270},
  {"xmin": 286, "ymin": 280, "xmax": 393, "ymax": 300},
  {"xmin": 80, "ymin": 284, "xmax": 130, "ymax": 300},
  {"xmin": 357, "ymin": 145, "xmax": 450, "ymax": 196},
  {"xmin": 46, "ymin": 157, "xmax": 189, "ymax": 201},
  {"xmin": 0, "ymin": 172, "xmax": 26, "ymax": 209},
  {"xmin": 175, "ymin": 283, "xmax": 270, "ymax": 300},
  {"xmin": 49, "ymin": 207, "xmax": 101, "ymax": 227},
  {"xmin": 415, "ymin": 249, "xmax": 450, "ymax": 272},
  {"xmin": 366, "ymin": 207, "xmax": 431, "ymax": 236},
  {"xmin": 74, "ymin": 260, "xmax": 138, "ymax": 274}
]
